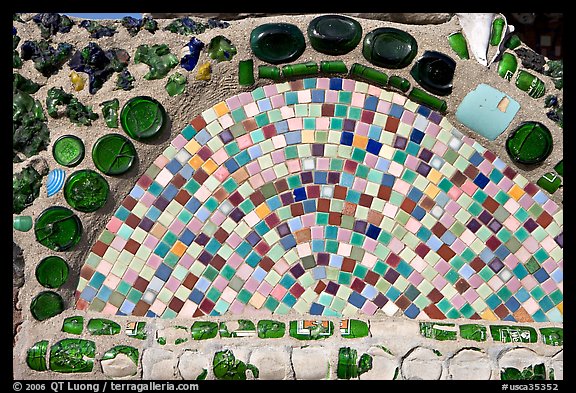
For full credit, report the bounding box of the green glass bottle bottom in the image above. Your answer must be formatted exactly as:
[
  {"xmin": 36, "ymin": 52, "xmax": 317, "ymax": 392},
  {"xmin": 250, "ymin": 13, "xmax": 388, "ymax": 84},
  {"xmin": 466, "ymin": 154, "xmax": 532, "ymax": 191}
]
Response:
[
  {"xmin": 92, "ymin": 133, "xmax": 137, "ymax": 175},
  {"xmin": 36, "ymin": 255, "xmax": 70, "ymax": 288}
]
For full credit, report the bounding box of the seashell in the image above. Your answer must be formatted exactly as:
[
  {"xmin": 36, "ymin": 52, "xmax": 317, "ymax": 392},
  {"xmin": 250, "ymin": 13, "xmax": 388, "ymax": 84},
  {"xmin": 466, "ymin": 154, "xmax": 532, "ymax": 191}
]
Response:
[
  {"xmin": 456, "ymin": 13, "xmax": 513, "ymax": 67},
  {"xmin": 46, "ymin": 168, "xmax": 66, "ymax": 197}
]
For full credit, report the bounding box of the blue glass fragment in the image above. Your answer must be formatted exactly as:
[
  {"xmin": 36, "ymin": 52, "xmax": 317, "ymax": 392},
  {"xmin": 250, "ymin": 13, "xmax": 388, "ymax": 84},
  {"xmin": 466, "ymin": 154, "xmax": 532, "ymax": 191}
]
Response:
[{"xmin": 181, "ymin": 37, "xmax": 205, "ymax": 71}]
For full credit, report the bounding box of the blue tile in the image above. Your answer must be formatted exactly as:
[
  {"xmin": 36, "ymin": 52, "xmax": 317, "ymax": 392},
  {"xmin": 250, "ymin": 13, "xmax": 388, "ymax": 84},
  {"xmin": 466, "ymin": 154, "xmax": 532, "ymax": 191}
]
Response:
[
  {"xmin": 407, "ymin": 187, "xmax": 423, "ymax": 202},
  {"xmin": 155, "ymin": 263, "xmax": 173, "ymax": 281},
  {"xmin": 285, "ymin": 131, "xmax": 302, "ymax": 145},
  {"xmin": 119, "ymin": 299, "xmax": 136, "ymax": 314},
  {"xmin": 348, "ymin": 292, "xmax": 367, "ymax": 308},
  {"xmin": 285, "ymin": 91, "xmax": 298, "ymax": 105},
  {"xmin": 166, "ymin": 159, "xmax": 182, "ymax": 174},
  {"xmin": 80, "ymin": 286, "xmax": 97, "ymax": 302},
  {"xmin": 410, "ymin": 129, "xmax": 425, "ymax": 144},
  {"xmin": 505, "ymin": 296, "xmax": 521, "ymax": 312},
  {"xmin": 364, "ymin": 96, "xmax": 378, "ymax": 111},
  {"xmin": 311, "ymin": 89, "xmax": 325, "ymax": 103},
  {"xmin": 275, "ymin": 120, "xmax": 289, "ymax": 133},
  {"xmin": 469, "ymin": 151, "xmax": 484, "ymax": 166},
  {"xmin": 411, "ymin": 206, "xmax": 426, "ymax": 220},
  {"xmin": 329, "ymin": 78, "xmax": 343, "ymax": 90},
  {"xmin": 404, "ymin": 303, "xmax": 420, "ymax": 319},
  {"xmin": 340, "ymin": 131, "xmax": 354, "ymax": 146},
  {"xmin": 195, "ymin": 129, "xmax": 211, "ymax": 145},
  {"xmin": 185, "ymin": 197, "xmax": 201, "ymax": 213},
  {"xmin": 180, "ymin": 229, "xmax": 196, "ymax": 246},
  {"xmin": 162, "ymin": 184, "xmax": 178, "ymax": 200},
  {"xmin": 366, "ymin": 139, "xmax": 383, "ymax": 155},
  {"xmin": 534, "ymin": 268, "xmax": 550, "ymax": 283},
  {"xmin": 224, "ymin": 158, "xmax": 240, "ymax": 173},
  {"xmin": 310, "ymin": 302, "xmax": 324, "ymax": 315},
  {"xmin": 266, "ymin": 196, "xmax": 281, "ymax": 211},
  {"xmin": 179, "ymin": 164, "xmax": 194, "ymax": 180},
  {"xmin": 282, "ymin": 293, "xmax": 297, "ymax": 307},
  {"xmin": 417, "ymin": 105, "xmax": 431, "ymax": 117},
  {"xmin": 293, "ymin": 187, "xmax": 307, "ymax": 202},
  {"xmin": 381, "ymin": 173, "xmax": 395, "ymax": 187},
  {"xmin": 189, "ymin": 289, "xmax": 204, "ymax": 304},
  {"xmin": 280, "ymin": 235, "xmax": 297, "ymax": 250},
  {"xmin": 389, "ymin": 103, "xmax": 404, "ymax": 118},
  {"xmin": 302, "ymin": 199, "xmax": 316, "ymax": 213},
  {"xmin": 366, "ymin": 224, "xmax": 381, "ymax": 240},
  {"xmin": 314, "ymin": 171, "xmax": 327, "ymax": 184}
]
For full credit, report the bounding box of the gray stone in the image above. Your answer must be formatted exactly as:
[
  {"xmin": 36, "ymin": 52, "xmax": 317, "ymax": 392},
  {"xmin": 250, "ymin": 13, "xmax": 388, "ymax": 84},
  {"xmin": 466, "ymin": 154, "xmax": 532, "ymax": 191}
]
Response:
[
  {"xmin": 360, "ymin": 346, "xmax": 399, "ymax": 380},
  {"xmin": 448, "ymin": 349, "xmax": 492, "ymax": 380},
  {"xmin": 12, "ymin": 241, "xmax": 25, "ymax": 289},
  {"xmin": 178, "ymin": 350, "xmax": 210, "ymax": 380},
  {"xmin": 401, "ymin": 347, "xmax": 443, "ymax": 380},
  {"xmin": 292, "ymin": 346, "xmax": 330, "ymax": 380},
  {"xmin": 101, "ymin": 353, "xmax": 138, "ymax": 378},
  {"xmin": 370, "ymin": 319, "xmax": 420, "ymax": 338},
  {"xmin": 249, "ymin": 347, "xmax": 291, "ymax": 380},
  {"xmin": 142, "ymin": 348, "xmax": 180, "ymax": 380}
]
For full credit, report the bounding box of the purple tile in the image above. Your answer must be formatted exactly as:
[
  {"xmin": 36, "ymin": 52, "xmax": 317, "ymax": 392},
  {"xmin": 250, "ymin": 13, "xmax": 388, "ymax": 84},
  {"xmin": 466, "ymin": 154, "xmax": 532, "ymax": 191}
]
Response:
[
  {"xmin": 277, "ymin": 222, "xmax": 291, "ymax": 237},
  {"xmin": 428, "ymin": 111, "xmax": 442, "ymax": 124},
  {"xmin": 317, "ymin": 253, "xmax": 329, "ymax": 265},
  {"xmin": 325, "ymin": 281, "xmax": 339, "ymax": 295},
  {"xmin": 139, "ymin": 217, "xmax": 154, "ymax": 231},
  {"xmin": 198, "ymin": 250, "xmax": 212, "ymax": 265},
  {"xmin": 394, "ymin": 136, "xmax": 407, "ymax": 149},
  {"xmin": 327, "ymin": 172, "xmax": 341, "ymax": 184},
  {"xmin": 488, "ymin": 219, "xmax": 503, "ymax": 233},
  {"xmin": 153, "ymin": 196, "xmax": 170, "ymax": 211},
  {"xmin": 290, "ymin": 263, "xmax": 305, "ymax": 278},
  {"xmin": 467, "ymin": 218, "xmax": 481, "ymax": 233},
  {"xmin": 219, "ymin": 129, "xmax": 234, "ymax": 144},
  {"xmin": 195, "ymin": 233, "xmax": 209, "ymax": 246},
  {"xmin": 353, "ymin": 220, "xmax": 367, "ymax": 233},
  {"xmin": 416, "ymin": 162, "xmax": 431, "ymax": 176},
  {"xmin": 281, "ymin": 192, "xmax": 294, "ymax": 206},
  {"xmin": 554, "ymin": 232, "xmax": 563, "ymax": 248},
  {"xmin": 312, "ymin": 144, "xmax": 324, "ymax": 156},
  {"xmin": 246, "ymin": 231, "xmax": 261, "ymax": 246},
  {"xmin": 373, "ymin": 292, "xmax": 388, "ymax": 308},
  {"xmin": 384, "ymin": 269, "xmax": 400, "ymax": 283},
  {"xmin": 419, "ymin": 148, "xmax": 433, "ymax": 162},
  {"xmin": 489, "ymin": 257, "xmax": 504, "ymax": 273},
  {"xmin": 301, "ymin": 172, "xmax": 313, "ymax": 184},
  {"xmin": 478, "ymin": 210, "xmax": 493, "ymax": 225},
  {"xmin": 343, "ymin": 119, "xmax": 356, "ymax": 131},
  {"xmin": 230, "ymin": 208, "xmax": 245, "ymax": 222},
  {"xmin": 524, "ymin": 218, "xmax": 538, "ymax": 232}
]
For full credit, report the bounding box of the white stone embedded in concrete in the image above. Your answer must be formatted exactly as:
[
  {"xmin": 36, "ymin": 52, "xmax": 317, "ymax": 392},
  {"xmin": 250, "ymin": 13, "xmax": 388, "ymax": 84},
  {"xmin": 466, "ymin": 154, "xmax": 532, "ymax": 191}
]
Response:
[
  {"xmin": 292, "ymin": 346, "xmax": 330, "ymax": 380},
  {"xmin": 360, "ymin": 346, "xmax": 399, "ymax": 380},
  {"xmin": 550, "ymin": 350, "xmax": 563, "ymax": 380},
  {"xmin": 498, "ymin": 347, "xmax": 545, "ymax": 371},
  {"xmin": 370, "ymin": 319, "xmax": 420, "ymax": 338},
  {"xmin": 142, "ymin": 348, "xmax": 180, "ymax": 380},
  {"xmin": 249, "ymin": 346, "xmax": 291, "ymax": 380},
  {"xmin": 156, "ymin": 326, "xmax": 190, "ymax": 345},
  {"xmin": 448, "ymin": 349, "xmax": 492, "ymax": 380},
  {"xmin": 101, "ymin": 353, "xmax": 138, "ymax": 378},
  {"xmin": 178, "ymin": 350, "xmax": 210, "ymax": 380},
  {"xmin": 401, "ymin": 347, "xmax": 443, "ymax": 380}
]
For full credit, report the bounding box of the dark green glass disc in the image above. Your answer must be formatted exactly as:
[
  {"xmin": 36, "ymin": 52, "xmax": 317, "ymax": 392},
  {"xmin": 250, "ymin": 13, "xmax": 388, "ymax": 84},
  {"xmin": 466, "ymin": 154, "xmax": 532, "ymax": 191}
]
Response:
[
  {"xmin": 307, "ymin": 15, "xmax": 362, "ymax": 55},
  {"xmin": 250, "ymin": 23, "xmax": 305, "ymax": 64},
  {"xmin": 52, "ymin": 135, "xmax": 85, "ymax": 167},
  {"xmin": 64, "ymin": 169, "xmax": 109, "ymax": 213},
  {"xmin": 505, "ymin": 122, "xmax": 553, "ymax": 165},
  {"xmin": 92, "ymin": 133, "xmax": 137, "ymax": 175},
  {"xmin": 31, "ymin": 291, "xmax": 65, "ymax": 321},
  {"xmin": 120, "ymin": 96, "xmax": 167, "ymax": 140},
  {"xmin": 36, "ymin": 256, "xmax": 70, "ymax": 288},
  {"xmin": 362, "ymin": 27, "xmax": 418, "ymax": 69},
  {"xmin": 34, "ymin": 206, "xmax": 82, "ymax": 251}
]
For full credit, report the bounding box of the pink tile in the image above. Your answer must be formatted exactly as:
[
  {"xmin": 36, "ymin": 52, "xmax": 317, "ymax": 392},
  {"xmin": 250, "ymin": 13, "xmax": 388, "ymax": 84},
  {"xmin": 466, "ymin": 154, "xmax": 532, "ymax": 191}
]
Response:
[
  {"xmin": 97, "ymin": 260, "xmax": 112, "ymax": 275},
  {"xmin": 228, "ymin": 253, "xmax": 244, "ymax": 269},
  {"xmin": 270, "ymin": 94, "xmax": 285, "ymax": 108},
  {"xmin": 213, "ymin": 276, "xmax": 228, "ymax": 291},
  {"xmin": 392, "ymin": 93, "xmax": 406, "ymax": 105},
  {"xmin": 445, "ymin": 200, "xmax": 460, "ymax": 215},
  {"xmin": 261, "ymin": 168, "xmax": 277, "ymax": 182},
  {"xmin": 317, "ymin": 157, "xmax": 330, "ymax": 170},
  {"xmin": 405, "ymin": 217, "xmax": 421, "ymax": 234},
  {"xmin": 311, "ymin": 226, "xmax": 324, "ymax": 239},
  {"xmin": 273, "ymin": 258, "xmax": 290, "ymax": 275},
  {"xmin": 435, "ymin": 260, "xmax": 450, "ymax": 275},
  {"xmin": 104, "ymin": 274, "xmax": 121, "ymax": 289},
  {"xmin": 342, "ymin": 78, "xmax": 356, "ymax": 91},
  {"xmin": 351, "ymin": 92, "xmax": 366, "ymax": 107},
  {"xmin": 171, "ymin": 134, "xmax": 188, "ymax": 149},
  {"xmin": 211, "ymin": 211, "xmax": 226, "ymax": 226},
  {"xmin": 461, "ymin": 180, "xmax": 478, "ymax": 196},
  {"xmin": 388, "ymin": 237, "xmax": 405, "ymax": 254},
  {"xmin": 147, "ymin": 254, "xmax": 162, "ymax": 269},
  {"xmin": 478, "ymin": 161, "xmax": 493, "ymax": 176},
  {"xmin": 246, "ymin": 161, "xmax": 261, "ymax": 176},
  {"xmin": 376, "ymin": 100, "xmax": 391, "ymax": 114},
  {"xmin": 503, "ymin": 215, "xmax": 520, "ymax": 231},
  {"xmin": 451, "ymin": 294, "xmax": 465, "ymax": 309},
  {"xmin": 523, "ymin": 297, "xmax": 539, "ymax": 314},
  {"xmin": 179, "ymin": 254, "xmax": 194, "ymax": 269},
  {"xmin": 426, "ymin": 122, "xmax": 441, "ymax": 137},
  {"xmin": 503, "ymin": 254, "xmax": 520, "ymax": 269},
  {"xmin": 404, "ymin": 155, "xmax": 419, "ymax": 171},
  {"xmin": 325, "ymin": 90, "xmax": 339, "ymax": 103},
  {"xmin": 110, "ymin": 236, "xmax": 127, "ymax": 251},
  {"xmin": 287, "ymin": 117, "xmax": 302, "ymax": 130},
  {"xmin": 272, "ymin": 135, "xmax": 287, "ymax": 149},
  {"xmin": 270, "ymin": 284, "xmax": 287, "ymax": 300},
  {"xmin": 338, "ymin": 228, "xmax": 352, "ymax": 242},
  {"xmin": 364, "ymin": 153, "xmax": 378, "ymax": 168},
  {"xmin": 213, "ymin": 166, "xmax": 230, "ymax": 182},
  {"xmin": 316, "ymin": 117, "xmax": 330, "ymax": 130},
  {"xmin": 272, "ymin": 150, "xmax": 286, "ymax": 163},
  {"xmin": 383, "ymin": 203, "xmax": 398, "ymax": 218},
  {"xmin": 106, "ymin": 217, "xmax": 123, "ymax": 233},
  {"xmin": 363, "ymin": 238, "xmax": 377, "ymax": 253},
  {"xmin": 468, "ymin": 274, "xmax": 483, "ymax": 289},
  {"xmin": 194, "ymin": 186, "xmax": 211, "ymax": 202},
  {"xmin": 521, "ymin": 275, "xmax": 538, "ymax": 291},
  {"xmin": 243, "ymin": 276, "xmax": 259, "ymax": 292},
  {"xmin": 263, "ymin": 84, "xmax": 278, "ymax": 97},
  {"xmin": 238, "ymin": 92, "xmax": 253, "ymax": 105},
  {"xmin": 451, "ymin": 239, "xmax": 466, "ymax": 254},
  {"xmin": 506, "ymin": 277, "xmax": 521, "ymax": 292},
  {"xmin": 165, "ymin": 277, "xmax": 180, "ymax": 292},
  {"xmin": 401, "ymin": 110, "xmax": 415, "ymax": 125},
  {"xmin": 541, "ymin": 278, "xmax": 558, "ymax": 294},
  {"xmin": 237, "ymin": 134, "xmax": 253, "ymax": 149},
  {"xmin": 297, "ymin": 242, "xmax": 312, "ymax": 256},
  {"xmin": 153, "ymin": 155, "xmax": 169, "ymax": 168},
  {"xmin": 459, "ymin": 229, "xmax": 475, "ymax": 246},
  {"xmin": 515, "ymin": 246, "xmax": 531, "ymax": 263},
  {"xmin": 388, "ymin": 161, "xmax": 404, "ymax": 177},
  {"xmin": 352, "ymin": 178, "xmax": 367, "ymax": 192},
  {"xmin": 361, "ymin": 252, "xmax": 377, "ymax": 268},
  {"xmin": 523, "ymin": 237, "xmax": 539, "ymax": 253},
  {"xmin": 169, "ymin": 220, "xmax": 185, "ymax": 235},
  {"xmin": 143, "ymin": 235, "xmax": 159, "ymax": 249},
  {"xmin": 150, "ymin": 299, "xmax": 167, "ymax": 316},
  {"xmin": 229, "ymin": 300, "xmax": 245, "ymax": 314},
  {"xmin": 367, "ymin": 84, "xmax": 382, "ymax": 97},
  {"xmin": 187, "ymin": 218, "xmax": 203, "ymax": 232},
  {"xmin": 218, "ymin": 113, "xmax": 234, "ymax": 129},
  {"xmin": 410, "ymin": 256, "xmax": 427, "ymax": 272},
  {"xmin": 392, "ymin": 179, "xmax": 410, "ymax": 195},
  {"xmin": 244, "ymin": 102, "xmax": 260, "ymax": 117},
  {"xmin": 212, "ymin": 148, "xmax": 229, "ymax": 165},
  {"xmin": 499, "ymin": 177, "xmax": 514, "ymax": 192},
  {"xmin": 432, "ymin": 275, "xmax": 448, "ymax": 289},
  {"xmin": 361, "ymin": 301, "xmax": 377, "ymax": 315},
  {"xmin": 281, "ymin": 106, "xmax": 295, "ymax": 119},
  {"xmin": 487, "ymin": 275, "xmax": 504, "ymax": 291},
  {"xmin": 225, "ymin": 95, "xmax": 241, "ymax": 110},
  {"xmin": 123, "ymin": 268, "xmax": 139, "ymax": 284},
  {"xmin": 355, "ymin": 121, "xmax": 369, "ymax": 135},
  {"xmin": 408, "ymin": 271, "xmax": 424, "ymax": 286},
  {"xmin": 237, "ymin": 264, "xmax": 254, "ymax": 280},
  {"xmin": 316, "ymin": 78, "xmax": 330, "ymax": 89},
  {"xmin": 518, "ymin": 194, "xmax": 534, "ymax": 209},
  {"xmin": 463, "ymin": 290, "xmax": 478, "ymax": 303},
  {"xmin": 140, "ymin": 192, "xmax": 156, "ymax": 207},
  {"xmin": 542, "ymin": 258, "xmax": 560, "ymax": 273},
  {"xmin": 286, "ymin": 159, "xmax": 301, "ymax": 173},
  {"xmin": 102, "ymin": 304, "xmax": 118, "ymax": 315},
  {"xmin": 301, "ymin": 213, "xmax": 315, "ymax": 228},
  {"xmin": 543, "ymin": 199, "xmax": 559, "ymax": 214},
  {"xmin": 221, "ymin": 287, "xmax": 237, "ymax": 303},
  {"xmin": 503, "ymin": 198, "xmax": 520, "ymax": 214},
  {"xmin": 440, "ymin": 213, "xmax": 455, "ymax": 228},
  {"xmin": 298, "ymin": 89, "xmax": 312, "ymax": 103},
  {"xmin": 226, "ymin": 232, "xmax": 242, "ymax": 249}
]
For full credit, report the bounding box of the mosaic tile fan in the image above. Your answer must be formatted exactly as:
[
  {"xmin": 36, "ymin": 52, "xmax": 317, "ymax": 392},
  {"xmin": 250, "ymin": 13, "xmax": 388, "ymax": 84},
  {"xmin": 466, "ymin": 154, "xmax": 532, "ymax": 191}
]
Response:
[{"xmin": 75, "ymin": 77, "xmax": 563, "ymax": 322}]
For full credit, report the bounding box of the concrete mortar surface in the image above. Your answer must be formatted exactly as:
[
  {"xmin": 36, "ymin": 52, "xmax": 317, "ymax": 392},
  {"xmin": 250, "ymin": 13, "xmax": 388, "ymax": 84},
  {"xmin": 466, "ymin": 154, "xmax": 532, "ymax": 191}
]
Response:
[{"xmin": 12, "ymin": 13, "xmax": 563, "ymax": 380}]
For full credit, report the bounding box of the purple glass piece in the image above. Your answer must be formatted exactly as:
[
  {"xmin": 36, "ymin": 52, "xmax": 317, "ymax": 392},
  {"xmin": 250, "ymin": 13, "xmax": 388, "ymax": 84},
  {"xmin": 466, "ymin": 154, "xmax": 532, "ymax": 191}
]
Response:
[
  {"xmin": 373, "ymin": 292, "xmax": 389, "ymax": 308},
  {"xmin": 384, "ymin": 269, "xmax": 400, "ymax": 283},
  {"xmin": 311, "ymin": 144, "xmax": 324, "ymax": 156},
  {"xmin": 139, "ymin": 217, "xmax": 154, "ymax": 231},
  {"xmin": 153, "ymin": 196, "xmax": 169, "ymax": 211},
  {"xmin": 229, "ymin": 207, "xmax": 245, "ymax": 222},
  {"xmin": 277, "ymin": 223, "xmax": 291, "ymax": 237},
  {"xmin": 280, "ymin": 193, "xmax": 294, "ymax": 206},
  {"xmin": 300, "ymin": 172, "xmax": 313, "ymax": 184},
  {"xmin": 394, "ymin": 136, "xmax": 407, "ymax": 149},
  {"xmin": 198, "ymin": 250, "xmax": 212, "ymax": 265},
  {"xmin": 353, "ymin": 220, "xmax": 367, "ymax": 233},
  {"xmin": 428, "ymin": 111, "xmax": 442, "ymax": 124},
  {"xmin": 246, "ymin": 231, "xmax": 261, "ymax": 246},
  {"xmin": 419, "ymin": 148, "xmax": 433, "ymax": 162},
  {"xmin": 195, "ymin": 233, "xmax": 209, "ymax": 245},
  {"xmin": 327, "ymin": 172, "xmax": 341, "ymax": 184},
  {"xmin": 343, "ymin": 119, "xmax": 356, "ymax": 131},
  {"xmin": 317, "ymin": 253, "xmax": 329, "ymax": 265},
  {"xmin": 219, "ymin": 129, "xmax": 233, "ymax": 144},
  {"xmin": 416, "ymin": 162, "xmax": 431, "ymax": 176},
  {"xmin": 488, "ymin": 219, "xmax": 503, "ymax": 233},
  {"xmin": 554, "ymin": 232, "xmax": 563, "ymax": 248}
]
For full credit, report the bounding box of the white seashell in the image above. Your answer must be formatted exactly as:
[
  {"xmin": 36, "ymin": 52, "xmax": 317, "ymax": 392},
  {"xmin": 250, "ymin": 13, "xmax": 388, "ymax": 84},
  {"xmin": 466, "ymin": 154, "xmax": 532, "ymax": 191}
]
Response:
[{"xmin": 456, "ymin": 13, "xmax": 513, "ymax": 67}]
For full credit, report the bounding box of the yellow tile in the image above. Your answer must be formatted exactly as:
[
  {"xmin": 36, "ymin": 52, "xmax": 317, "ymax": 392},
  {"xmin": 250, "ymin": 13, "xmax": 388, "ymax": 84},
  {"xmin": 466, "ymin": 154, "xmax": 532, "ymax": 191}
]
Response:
[
  {"xmin": 189, "ymin": 154, "xmax": 204, "ymax": 170},
  {"xmin": 213, "ymin": 101, "xmax": 229, "ymax": 116},
  {"xmin": 427, "ymin": 168, "xmax": 442, "ymax": 184},
  {"xmin": 202, "ymin": 158, "xmax": 218, "ymax": 175},
  {"xmin": 249, "ymin": 292, "xmax": 266, "ymax": 309},
  {"xmin": 508, "ymin": 184, "xmax": 525, "ymax": 201},
  {"xmin": 557, "ymin": 302, "xmax": 563, "ymax": 314},
  {"xmin": 255, "ymin": 203, "xmax": 271, "ymax": 219},
  {"xmin": 301, "ymin": 130, "xmax": 315, "ymax": 143},
  {"xmin": 171, "ymin": 241, "xmax": 187, "ymax": 257},
  {"xmin": 185, "ymin": 139, "xmax": 201, "ymax": 155},
  {"xmin": 352, "ymin": 135, "xmax": 368, "ymax": 149},
  {"xmin": 424, "ymin": 183, "xmax": 440, "ymax": 198},
  {"xmin": 480, "ymin": 308, "xmax": 498, "ymax": 321}
]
